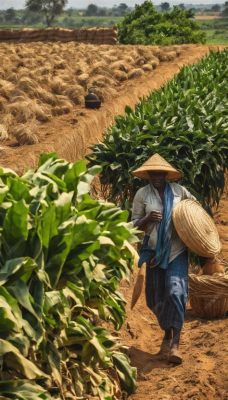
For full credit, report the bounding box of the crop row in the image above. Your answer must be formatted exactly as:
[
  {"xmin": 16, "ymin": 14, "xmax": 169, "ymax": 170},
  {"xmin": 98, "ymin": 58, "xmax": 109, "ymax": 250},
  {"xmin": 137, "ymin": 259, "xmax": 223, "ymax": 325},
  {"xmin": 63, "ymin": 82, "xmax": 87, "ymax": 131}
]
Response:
[{"xmin": 89, "ymin": 49, "xmax": 228, "ymax": 209}]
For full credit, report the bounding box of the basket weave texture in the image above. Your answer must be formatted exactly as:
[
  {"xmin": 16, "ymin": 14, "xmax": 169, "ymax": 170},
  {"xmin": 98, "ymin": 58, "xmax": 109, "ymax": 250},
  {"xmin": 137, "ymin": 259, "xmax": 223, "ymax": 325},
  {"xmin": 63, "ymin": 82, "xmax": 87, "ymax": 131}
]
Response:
[
  {"xmin": 189, "ymin": 273, "xmax": 228, "ymax": 319},
  {"xmin": 173, "ymin": 199, "xmax": 221, "ymax": 257}
]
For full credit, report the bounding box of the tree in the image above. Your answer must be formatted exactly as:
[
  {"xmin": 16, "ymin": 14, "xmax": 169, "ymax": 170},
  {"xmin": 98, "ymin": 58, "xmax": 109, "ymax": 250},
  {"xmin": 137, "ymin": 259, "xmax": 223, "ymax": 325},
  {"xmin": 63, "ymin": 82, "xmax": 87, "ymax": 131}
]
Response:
[
  {"xmin": 86, "ymin": 4, "xmax": 98, "ymax": 16},
  {"xmin": 211, "ymin": 4, "xmax": 221, "ymax": 12},
  {"xmin": 118, "ymin": 3, "xmax": 129, "ymax": 15},
  {"xmin": 5, "ymin": 7, "xmax": 16, "ymax": 22},
  {"xmin": 118, "ymin": 1, "xmax": 205, "ymax": 45},
  {"xmin": 25, "ymin": 0, "xmax": 68, "ymax": 27},
  {"xmin": 160, "ymin": 2, "xmax": 170, "ymax": 11},
  {"xmin": 222, "ymin": 4, "xmax": 228, "ymax": 16},
  {"xmin": 178, "ymin": 3, "xmax": 185, "ymax": 10}
]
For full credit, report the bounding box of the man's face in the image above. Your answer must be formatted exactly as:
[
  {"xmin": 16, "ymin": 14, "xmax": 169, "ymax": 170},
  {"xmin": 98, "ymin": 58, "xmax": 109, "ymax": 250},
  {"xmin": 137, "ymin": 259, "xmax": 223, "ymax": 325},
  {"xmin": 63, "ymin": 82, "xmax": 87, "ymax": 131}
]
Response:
[{"xmin": 148, "ymin": 171, "xmax": 167, "ymax": 189}]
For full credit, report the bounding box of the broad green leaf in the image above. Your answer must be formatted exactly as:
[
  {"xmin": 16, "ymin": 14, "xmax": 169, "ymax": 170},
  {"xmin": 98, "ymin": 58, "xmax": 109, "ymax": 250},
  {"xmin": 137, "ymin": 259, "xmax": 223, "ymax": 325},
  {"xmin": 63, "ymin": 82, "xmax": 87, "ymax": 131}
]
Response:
[
  {"xmin": 0, "ymin": 339, "xmax": 47, "ymax": 379},
  {"xmin": 3, "ymin": 200, "xmax": 29, "ymax": 244}
]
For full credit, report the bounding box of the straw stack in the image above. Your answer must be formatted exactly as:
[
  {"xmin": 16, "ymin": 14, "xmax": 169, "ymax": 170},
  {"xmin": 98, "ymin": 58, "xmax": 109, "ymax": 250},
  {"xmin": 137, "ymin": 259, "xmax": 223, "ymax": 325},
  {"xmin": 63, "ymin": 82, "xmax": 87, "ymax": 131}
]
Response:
[
  {"xmin": 0, "ymin": 28, "xmax": 118, "ymax": 45},
  {"xmin": 172, "ymin": 199, "xmax": 221, "ymax": 257}
]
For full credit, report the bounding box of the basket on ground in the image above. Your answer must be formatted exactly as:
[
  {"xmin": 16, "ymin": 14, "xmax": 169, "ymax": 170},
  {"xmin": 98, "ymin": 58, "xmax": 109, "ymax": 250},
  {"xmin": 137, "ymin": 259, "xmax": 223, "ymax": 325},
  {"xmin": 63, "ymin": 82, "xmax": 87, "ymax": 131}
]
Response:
[
  {"xmin": 172, "ymin": 199, "xmax": 221, "ymax": 257},
  {"xmin": 189, "ymin": 273, "xmax": 228, "ymax": 319}
]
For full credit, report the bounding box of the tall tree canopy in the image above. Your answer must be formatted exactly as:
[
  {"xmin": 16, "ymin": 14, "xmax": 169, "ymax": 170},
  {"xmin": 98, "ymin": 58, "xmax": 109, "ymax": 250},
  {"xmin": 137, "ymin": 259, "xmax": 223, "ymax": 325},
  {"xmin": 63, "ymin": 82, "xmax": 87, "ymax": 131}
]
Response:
[{"xmin": 25, "ymin": 0, "xmax": 68, "ymax": 27}]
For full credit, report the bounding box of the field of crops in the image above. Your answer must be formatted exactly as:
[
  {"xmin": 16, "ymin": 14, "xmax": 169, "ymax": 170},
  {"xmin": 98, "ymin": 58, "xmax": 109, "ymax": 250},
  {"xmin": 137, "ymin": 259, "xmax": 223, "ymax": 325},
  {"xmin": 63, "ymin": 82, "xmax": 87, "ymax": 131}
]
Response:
[
  {"xmin": 0, "ymin": 153, "xmax": 139, "ymax": 399},
  {"xmin": 89, "ymin": 49, "xmax": 228, "ymax": 210},
  {"xmin": 0, "ymin": 37, "xmax": 227, "ymax": 400},
  {"xmin": 0, "ymin": 41, "xmax": 184, "ymax": 147}
]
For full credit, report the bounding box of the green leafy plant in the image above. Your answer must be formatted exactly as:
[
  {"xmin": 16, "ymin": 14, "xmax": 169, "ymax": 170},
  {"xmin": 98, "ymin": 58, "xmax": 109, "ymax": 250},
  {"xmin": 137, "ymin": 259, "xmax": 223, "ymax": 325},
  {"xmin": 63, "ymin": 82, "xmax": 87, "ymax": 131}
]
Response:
[
  {"xmin": 118, "ymin": 0, "xmax": 206, "ymax": 45},
  {"xmin": 89, "ymin": 50, "xmax": 228, "ymax": 209},
  {"xmin": 0, "ymin": 153, "xmax": 137, "ymax": 399}
]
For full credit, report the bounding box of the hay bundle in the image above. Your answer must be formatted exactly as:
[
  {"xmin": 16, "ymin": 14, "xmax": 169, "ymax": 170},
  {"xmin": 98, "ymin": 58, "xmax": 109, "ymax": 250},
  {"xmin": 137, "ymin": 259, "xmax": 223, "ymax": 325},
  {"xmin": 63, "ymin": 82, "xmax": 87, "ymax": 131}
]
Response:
[
  {"xmin": 88, "ymin": 75, "xmax": 114, "ymax": 88},
  {"xmin": 0, "ymin": 79, "xmax": 15, "ymax": 100},
  {"xmin": 91, "ymin": 63, "xmax": 112, "ymax": 78},
  {"xmin": 0, "ymin": 124, "xmax": 8, "ymax": 140},
  {"xmin": 135, "ymin": 57, "xmax": 146, "ymax": 66},
  {"xmin": 77, "ymin": 73, "xmax": 89, "ymax": 88},
  {"xmin": 123, "ymin": 55, "xmax": 134, "ymax": 65},
  {"xmin": 7, "ymin": 100, "xmax": 34, "ymax": 123},
  {"xmin": 18, "ymin": 77, "xmax": 39, "ymax": 95},
  {"xmin": 36, "ymin": 88, "xmax": 58, "ymax": 106},
  {"xmin": 159, "ymin": 51, "xmax": 176, "ymax": 62},
  {"xmin": 103, "ymin": 55, "xmax": 118, "ymax": 64},
  {"xmin": 64, "ymin": 85, "xmax": 85, "ymax": 105},
  {"xmin": 142, "ymin": 64, "xmax": 153, "ymax": 72},
  {"xmin": 0, "ymin": 95, "xmax": 7, "ymax": 112},
  {"xmin": 110, "ymin": 61, "xmax": 131, "ymax": 73},
  {"xmin": 13, "ymin": 124, "xmax": 39, "ymax": 145},
  {"xmin": 6, "ymin": 72, "xmax": 19, "ymax": 84},
  {"xmin": 7, "ymin": 100, "xmax": 49, "ymax": 123},
  {"xmin": 52, "ymin": 97, "xmax": 73, "ymax": 116},
  {"xmin": 8, "ymin": 89, "xmax": 27, "ymax": 103},
  {"xmin": 113, "ymin": 70, "xmax": 128, "ymax": 81},
  {"xmin": 128, "ymin": 69, "xmax": 144, "ymax": 79},
  {"xmin": 33, "ymin": 103, "xmax": 50, "ymax": 123},
  {"xmin": 53, "ymin": 60, "xmax": 67, "ymax": 70},
  {"xmin": 49, "ymin": 77, "xmax": 67, "ymax": 95}
]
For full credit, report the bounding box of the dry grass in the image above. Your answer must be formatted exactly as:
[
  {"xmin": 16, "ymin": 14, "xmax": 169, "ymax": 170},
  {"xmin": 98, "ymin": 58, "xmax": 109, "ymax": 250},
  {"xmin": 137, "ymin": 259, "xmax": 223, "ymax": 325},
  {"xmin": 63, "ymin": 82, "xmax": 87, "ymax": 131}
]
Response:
[
  {"xmin": 0, "ymin": 41, "xmax": 182, "ymax": 147},
  {"xmin": 13, "ymin": 124, "xmax": 39, "ymax": 145},
  {"xmin": 0, "ymin": 124, "xmax": 8, "ymax": 140}
]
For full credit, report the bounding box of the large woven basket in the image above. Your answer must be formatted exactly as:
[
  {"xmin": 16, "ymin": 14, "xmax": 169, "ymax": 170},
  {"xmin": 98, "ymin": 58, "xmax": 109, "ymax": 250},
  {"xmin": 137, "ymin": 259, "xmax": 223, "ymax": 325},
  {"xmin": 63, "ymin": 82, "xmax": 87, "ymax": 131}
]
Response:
[
  {"xmin": 173, "ymin": 199, "xmax": 221, "ymax": 257},
  {"xmin": 189, "ymin": 273, "xmax": 228, "ymax": 319}
]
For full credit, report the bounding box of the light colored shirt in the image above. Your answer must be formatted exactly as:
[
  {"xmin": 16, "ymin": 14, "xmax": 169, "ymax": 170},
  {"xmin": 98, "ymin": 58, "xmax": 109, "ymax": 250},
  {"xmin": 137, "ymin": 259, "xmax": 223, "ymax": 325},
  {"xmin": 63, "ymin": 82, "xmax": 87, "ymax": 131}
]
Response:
[{"xmin": 131, "ymin": 183, "xmax": 196, "ymax": 263}]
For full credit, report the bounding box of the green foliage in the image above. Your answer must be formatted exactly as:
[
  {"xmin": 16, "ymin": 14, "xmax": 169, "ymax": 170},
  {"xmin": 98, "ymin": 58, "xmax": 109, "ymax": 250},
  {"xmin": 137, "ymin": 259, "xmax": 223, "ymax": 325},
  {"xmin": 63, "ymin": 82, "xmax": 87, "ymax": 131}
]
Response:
[
  {"xmin": 88, "ymin": 50, "xmax": 228, "ymax": 209},
  {"xmin": 118, "ymin": 0, "xmax": 206, "ymax": 45},
  {"xmin": 25, "ymin": 0, "xmax": 68, "ymax": 27},
  {"xmin": 0, "ymin": 154, "xmax": 137, "ymax": 399}
]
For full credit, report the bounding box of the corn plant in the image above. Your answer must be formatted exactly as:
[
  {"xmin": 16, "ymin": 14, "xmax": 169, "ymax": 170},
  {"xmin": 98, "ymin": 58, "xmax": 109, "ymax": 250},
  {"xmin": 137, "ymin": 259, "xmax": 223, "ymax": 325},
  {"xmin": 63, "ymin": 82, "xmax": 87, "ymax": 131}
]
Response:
[
  {"xmin": 89, "ymin": 50, "xmax": 228, "ymax": 209},
  {"xmin": 0, "ymin": 153, "xmax": 137, "ymax": 399}
]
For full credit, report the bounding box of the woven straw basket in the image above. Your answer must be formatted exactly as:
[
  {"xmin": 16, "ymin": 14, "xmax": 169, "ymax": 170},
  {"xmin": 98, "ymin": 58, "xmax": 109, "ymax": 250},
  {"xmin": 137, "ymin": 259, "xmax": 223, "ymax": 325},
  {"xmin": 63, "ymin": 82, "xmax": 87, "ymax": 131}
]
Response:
[
  {"xmin": 173, "ymin": 199, "xmax": 221, "ymax": 257},
  {"xmin": 189, "ymin": 274, "xmax": 228, "ymax": 319}
]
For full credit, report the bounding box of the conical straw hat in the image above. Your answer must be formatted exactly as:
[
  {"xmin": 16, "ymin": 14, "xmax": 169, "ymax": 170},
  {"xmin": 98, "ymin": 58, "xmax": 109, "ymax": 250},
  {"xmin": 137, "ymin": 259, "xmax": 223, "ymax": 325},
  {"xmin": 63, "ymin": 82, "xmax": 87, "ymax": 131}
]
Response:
[
  {"xmin": 173, "ymin": 199, "xmax": 221, "ymax": 257},
  {"xmin": 133, "ymin": 153, "xmax": 182, "ymax": 181}
]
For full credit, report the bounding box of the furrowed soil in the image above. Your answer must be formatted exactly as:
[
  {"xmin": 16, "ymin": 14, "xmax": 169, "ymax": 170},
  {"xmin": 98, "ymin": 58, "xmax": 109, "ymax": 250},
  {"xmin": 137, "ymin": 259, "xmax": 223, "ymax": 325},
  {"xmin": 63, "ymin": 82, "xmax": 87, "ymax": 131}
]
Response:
[
  {"xmin": 0, "ymin": 44, "xmax": 223, "ymax": 174},
  {"xmin": 120, "ymin": 192, "xmax": 228, "ymax": 400}
]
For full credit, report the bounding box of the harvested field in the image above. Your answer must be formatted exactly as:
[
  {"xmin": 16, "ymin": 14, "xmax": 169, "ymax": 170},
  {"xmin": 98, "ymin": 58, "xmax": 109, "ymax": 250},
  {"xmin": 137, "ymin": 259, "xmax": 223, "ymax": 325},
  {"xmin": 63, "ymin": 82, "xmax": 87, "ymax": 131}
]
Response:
[
  {"xmin": 0, "ymin": 44, "xmax": 222, "ymax": 174},
  {"xmin": 0, "ymin": 41, "xmax": 184, "ymax": 147}
]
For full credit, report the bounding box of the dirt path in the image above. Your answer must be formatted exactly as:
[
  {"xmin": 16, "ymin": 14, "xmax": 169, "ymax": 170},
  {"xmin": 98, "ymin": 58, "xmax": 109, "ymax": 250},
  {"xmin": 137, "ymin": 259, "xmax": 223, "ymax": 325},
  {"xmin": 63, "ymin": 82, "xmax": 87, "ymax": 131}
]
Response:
[
  {"xmin": 0, "ymin": 45, "xmax": 222, "ymax": 174},
  {"xmin": 120, "ymin": 193, "xmax": 228, "ymax": 400}
]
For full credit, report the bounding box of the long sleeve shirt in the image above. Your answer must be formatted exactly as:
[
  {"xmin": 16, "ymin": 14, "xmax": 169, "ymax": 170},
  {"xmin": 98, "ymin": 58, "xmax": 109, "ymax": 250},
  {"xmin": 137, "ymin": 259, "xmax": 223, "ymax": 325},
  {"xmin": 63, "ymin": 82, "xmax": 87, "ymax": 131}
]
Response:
[{"xmin": 131, "ymin": 182, "xmax": 196, "ymax": 263}]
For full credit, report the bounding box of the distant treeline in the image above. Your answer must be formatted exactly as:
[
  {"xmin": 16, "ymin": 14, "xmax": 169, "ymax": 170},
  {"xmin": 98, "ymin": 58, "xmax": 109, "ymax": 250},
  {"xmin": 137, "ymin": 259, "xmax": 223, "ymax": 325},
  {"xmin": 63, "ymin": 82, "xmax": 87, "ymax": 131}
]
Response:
[{"xmin": 0, "ymin": 2, "xmax": 227, "ymax": 28}]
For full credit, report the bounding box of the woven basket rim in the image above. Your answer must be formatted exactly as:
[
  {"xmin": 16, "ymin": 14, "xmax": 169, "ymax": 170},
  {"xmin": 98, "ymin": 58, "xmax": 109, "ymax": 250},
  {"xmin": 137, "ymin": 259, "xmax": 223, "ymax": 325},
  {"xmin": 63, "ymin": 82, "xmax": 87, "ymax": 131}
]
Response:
[{"xmin": 173, "ymin": 199, "xmax": 221, "ymax": 257}]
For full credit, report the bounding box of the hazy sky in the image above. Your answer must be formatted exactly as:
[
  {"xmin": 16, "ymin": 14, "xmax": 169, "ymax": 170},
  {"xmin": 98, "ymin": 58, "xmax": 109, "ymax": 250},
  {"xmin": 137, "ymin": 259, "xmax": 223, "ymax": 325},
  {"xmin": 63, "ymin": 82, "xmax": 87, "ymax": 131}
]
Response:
[{"xmin": 0, "ymin": 0, "xmax": 224, "ymax": 8}]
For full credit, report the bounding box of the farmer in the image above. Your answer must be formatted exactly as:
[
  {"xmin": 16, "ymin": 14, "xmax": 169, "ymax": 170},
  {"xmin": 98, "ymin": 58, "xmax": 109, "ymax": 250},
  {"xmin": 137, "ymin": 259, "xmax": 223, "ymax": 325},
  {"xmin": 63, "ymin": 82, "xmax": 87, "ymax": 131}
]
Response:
[{"xmin": 131, "ymin": 153, "xmax": 195, "ymax": 364}]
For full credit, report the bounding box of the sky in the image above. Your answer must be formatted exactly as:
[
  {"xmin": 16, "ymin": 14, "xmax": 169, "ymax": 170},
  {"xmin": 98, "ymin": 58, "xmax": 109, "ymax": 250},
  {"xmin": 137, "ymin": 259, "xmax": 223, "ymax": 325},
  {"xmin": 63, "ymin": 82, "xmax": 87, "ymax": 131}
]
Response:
[{"xmin": 0, "ymin": 0, "xmax": 225, "ymax": 8}]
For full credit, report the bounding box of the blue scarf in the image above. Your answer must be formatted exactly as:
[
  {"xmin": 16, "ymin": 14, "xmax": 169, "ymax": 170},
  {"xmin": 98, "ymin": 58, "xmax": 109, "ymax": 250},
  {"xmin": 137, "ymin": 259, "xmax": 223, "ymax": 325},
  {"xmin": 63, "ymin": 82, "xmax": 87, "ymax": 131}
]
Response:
[{"xmin": 155, "ymin": 183, "xmax": 174, "ymax": 269}]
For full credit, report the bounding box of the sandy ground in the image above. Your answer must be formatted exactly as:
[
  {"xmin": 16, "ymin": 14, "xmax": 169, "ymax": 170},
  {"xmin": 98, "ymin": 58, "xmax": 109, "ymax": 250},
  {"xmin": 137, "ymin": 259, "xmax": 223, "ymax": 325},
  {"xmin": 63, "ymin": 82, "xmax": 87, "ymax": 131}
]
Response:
[{"xmin": 120, "ymin": 193, "xmax": 228, "ymax": 400}]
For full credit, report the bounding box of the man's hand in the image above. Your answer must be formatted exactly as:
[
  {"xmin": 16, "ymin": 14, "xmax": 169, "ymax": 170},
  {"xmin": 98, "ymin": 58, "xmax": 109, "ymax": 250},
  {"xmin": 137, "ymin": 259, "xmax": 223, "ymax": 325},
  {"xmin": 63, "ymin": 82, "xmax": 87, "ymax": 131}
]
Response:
[{"xmin": 146, "ymin": 211, "xmax": 162, "ymax": 223}]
